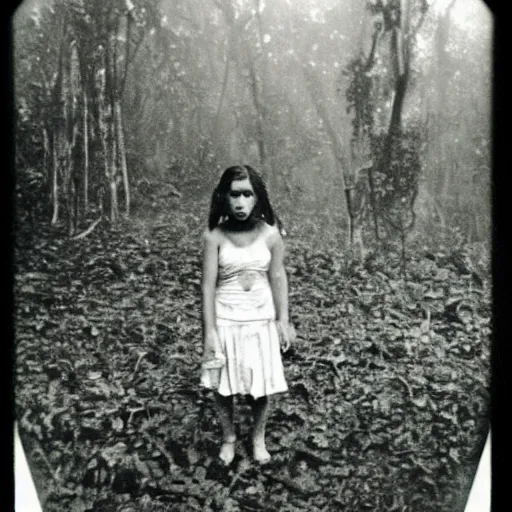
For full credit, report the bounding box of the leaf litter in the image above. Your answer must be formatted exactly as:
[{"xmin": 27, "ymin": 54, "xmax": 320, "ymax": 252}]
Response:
[{"xmin": 14, "ymin": 216, "xmax": 491, "ymax": 512}]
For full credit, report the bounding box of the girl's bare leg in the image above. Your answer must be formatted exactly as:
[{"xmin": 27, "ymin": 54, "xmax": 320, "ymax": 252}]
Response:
[
  {"xmin": 249, "ymin": 396, "xmax": 271, "ymax": 463},
  {"xmin": 214, "ymin": 393, "xmax": 236, "ymax": 465}
]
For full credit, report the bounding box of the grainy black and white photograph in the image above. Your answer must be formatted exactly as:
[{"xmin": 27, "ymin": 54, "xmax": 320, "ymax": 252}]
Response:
[{"xmin": 13, "ymin": 0, "xmax": 493, "ymax": 511}]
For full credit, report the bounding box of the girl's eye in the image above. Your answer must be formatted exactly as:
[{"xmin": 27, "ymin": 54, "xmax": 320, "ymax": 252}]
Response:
[{"xmin": 230, "ymin": 191, "xmax": 253, "ymax": 198}]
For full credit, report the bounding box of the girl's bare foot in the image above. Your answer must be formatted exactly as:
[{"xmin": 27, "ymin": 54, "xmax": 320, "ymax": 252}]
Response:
[
  {"xmin": 252, "ymin": 437, "xmax": 271, "ymax": 464},
  {"xmin": 219, "ymin": 437, "xmax": 236, "ymax": 466}
]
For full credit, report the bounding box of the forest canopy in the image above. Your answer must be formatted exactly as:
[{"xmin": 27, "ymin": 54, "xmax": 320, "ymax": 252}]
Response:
[{"xmin": 13, "ymin": 0, "xmax": 492, "ymax": 247}]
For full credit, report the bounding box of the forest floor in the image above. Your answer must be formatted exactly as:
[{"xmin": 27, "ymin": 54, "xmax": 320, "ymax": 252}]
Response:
[{"xmin": 14, "ymin": 198, "xmax": 491, "ymax": 512}]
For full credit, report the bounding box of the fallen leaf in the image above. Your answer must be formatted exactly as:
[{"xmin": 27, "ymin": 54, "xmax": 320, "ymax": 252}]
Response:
[
  {"xmin": 112, "ymin": 417, "xmax": 124, "ymax": 432},
  {"xmin": 411, "ymin": 395, "xmax": 428, "ymax": 409}
]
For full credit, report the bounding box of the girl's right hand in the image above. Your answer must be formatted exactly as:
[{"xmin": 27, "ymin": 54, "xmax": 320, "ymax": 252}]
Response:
[{"xmin": 202, "ymin": 329, "xmax": 225, "ymax": 368}]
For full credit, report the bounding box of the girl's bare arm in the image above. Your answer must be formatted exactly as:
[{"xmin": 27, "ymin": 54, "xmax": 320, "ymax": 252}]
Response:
[
  {"xmin": 268, "ymin": 226, "xmax": 289, "ymax": 325},
  {"xmin": 201, "ymin": 228, "xmax": 219, "ymax": 347}
]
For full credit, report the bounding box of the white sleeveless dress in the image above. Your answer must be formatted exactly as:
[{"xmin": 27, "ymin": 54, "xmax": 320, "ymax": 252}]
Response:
[{"xmin": 200, "ymin": 236, "xmax": 288, "ymax": 399}]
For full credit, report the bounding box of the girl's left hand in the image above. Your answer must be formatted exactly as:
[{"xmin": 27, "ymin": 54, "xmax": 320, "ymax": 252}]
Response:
[{"xmin": 277, "ymin": 321, "xmax": 296, "ymax": 353}]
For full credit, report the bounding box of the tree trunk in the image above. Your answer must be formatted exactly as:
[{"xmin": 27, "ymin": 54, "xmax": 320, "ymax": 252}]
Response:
[
  {"xmin": 43, "ymin": 126, "xmax": 50, "ymax": 198},
  {"xmin": 212, "ymin": 42, "xmax": 230, "ymax": 148},
  {"xmin": 378, "ymin": 70, "xmax": 409, "ymax": 176},
  {"xmin": 59, "ymin": 40, "xmax": 82, "ymax": 237},
  {"xmin": 51, "ymin": 31, "xmax": 67, "ymax": 227},
  {"xmin": 99, "ymin": 116, "xmax": 109, "ymax": 214},
  {"xmin": 65, "ymin": 157, "xmax": 77, "ymax": 236},
  {"xmin": 344, "ymin": 169, "xmax": 370, "ymax": 260},
  {"xmin": 432, "ymin": 0, "xmax": 456, "ymax": 210},
  {"xmin": 399, "ymin": 213, "xmax": 407, "ymax": 281},
  {"xmin": 104, "ymin": 32, "xmax": 119, "ymax": 224},
  {"xmin": 254, "ymin": 0, "xmax": 275, "ymax": 191},
  {"xmin": 345, "ymin": 186, "xmax": 366, "ymax": 261},
  {"xmin": 367, "ymin": 167, "xmax": 380, "ymax": 241},
  {"xmin": 110, "ymin": 94, "xmax": 119, "ymax": 224},
  {"xmin": 83, "ymin": 90, "xmax": 89, "ymax": 211},
  {"xmin": 109, "ymin": 108, "xmax": 119, "ymax": 224},
  {"xmin": 66, "ymin": 124, "xmax": 81, "ymax": 236},
  {"xmin": 51, "ymin": 136, "xmax": 59, "ymax": 225},
  {"xmin": 115, "ymin": 100, "xmax": 130, "ymax": 216},
  {"xmin": 110, "ymin": 179, "xmax": 119, "ymax": 224},
  {"xmin": 247, "ymin": 58, "xmax": 266, "ymax": 169}
]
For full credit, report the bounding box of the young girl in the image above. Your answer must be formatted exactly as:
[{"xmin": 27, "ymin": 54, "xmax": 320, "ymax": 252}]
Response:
[{"xmin": 200, "ymin": 165, "xmax": 295, "ymax": 466}]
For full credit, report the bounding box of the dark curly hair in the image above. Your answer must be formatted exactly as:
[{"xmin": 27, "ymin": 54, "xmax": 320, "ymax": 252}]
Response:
[{"xmin": 208, "ymin": 165, "xmax": 283, "ymax": 233}]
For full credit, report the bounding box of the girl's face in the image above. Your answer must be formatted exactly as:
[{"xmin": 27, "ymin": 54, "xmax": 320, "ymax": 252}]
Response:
[{"xmin": 227, "ymin": 178, "xmax": 257, "ymax": 221}]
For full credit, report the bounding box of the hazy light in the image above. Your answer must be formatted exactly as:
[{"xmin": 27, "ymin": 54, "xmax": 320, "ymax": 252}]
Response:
[
  {"xmin": 310, "ymin": 8, "xmax": 322, "ymax": 23},
  {"xmin": 433, "ymin": 0, "xmax": 492, "ymax": 32}
]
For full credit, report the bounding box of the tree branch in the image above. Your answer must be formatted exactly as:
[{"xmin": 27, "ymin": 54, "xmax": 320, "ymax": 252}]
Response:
[
  {"xmin": 363, "ymin": 21, "xmax": 383, "ymax": 71},
  {"xmin": 119, "ymin": 13, "xmax": 133, "ymax": 97},
  {"xmin": 408, "ymin": 0, "xmax": 430, "ymax": 42},
  {"xmin": 71, "ymin": 216, "xmax": 102, "ymax": 240}
]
